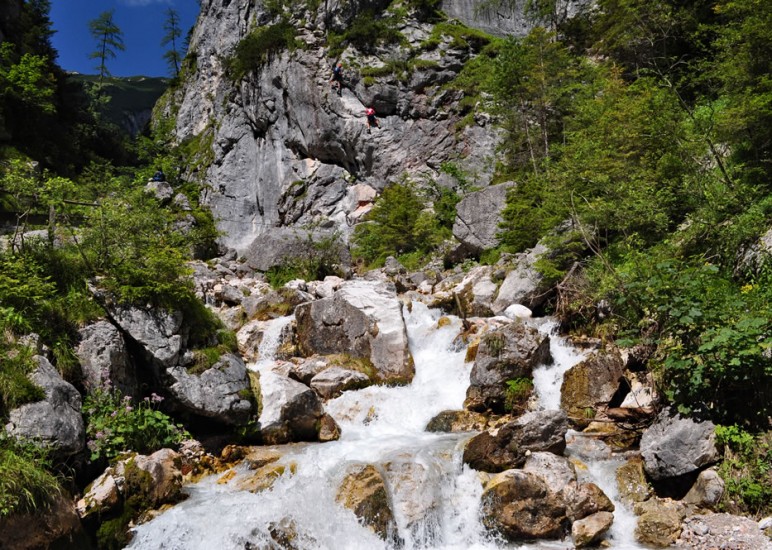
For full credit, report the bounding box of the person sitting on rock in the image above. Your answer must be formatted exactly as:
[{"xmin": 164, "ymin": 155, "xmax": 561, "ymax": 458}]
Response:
[
  {"xmin": 151, "ymin": 168, "xmax": 166, "ymax": 182},
  {"xmin": 365, "ymin": 107, "xmax": 380, "ymax": 133},
  {"xmin": 330, "ymin": 62, "xmax": 344, "ymax": 96}
]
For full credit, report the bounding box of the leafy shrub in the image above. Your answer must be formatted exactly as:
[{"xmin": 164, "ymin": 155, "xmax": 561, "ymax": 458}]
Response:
[
  {"xmin": 716, "ymin": 425, "xmax": 772, "ymax": 517},
  {"xmin": 0, "ymin": 434, "xmax": 61, "ymax": 518},
  {"xmin": 327, "ymin": 10, "xmax": 404, "ymax": 57},
  {"xmin": 227, "ymin": 20, "xmax": 299, "ymax": 81},
  {"xmin": 83, "ymin": 389, "xmax": 189, "ymax": 463},
  {"xmin": 352, "ymin": 181, "xmax": 450, "ymax": 267}
]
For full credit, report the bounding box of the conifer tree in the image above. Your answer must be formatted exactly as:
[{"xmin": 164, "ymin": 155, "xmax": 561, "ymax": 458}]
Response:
[
  {"xmin": 161, "ymin": 8, "xmax": 183, "ymax": 78},
  {"xmin": 88, "ymin": 10, "xmax": 124, "ymax": 88}
]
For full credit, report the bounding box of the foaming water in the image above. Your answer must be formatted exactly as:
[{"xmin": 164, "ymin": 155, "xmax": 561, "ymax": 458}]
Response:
[
  {"xmin": 128, "ymin": 304, "xmax": 644, "ymax": 550},
  {"xmin": 531, "ymin": 320, "xmax": 587, "ymax": 411}
]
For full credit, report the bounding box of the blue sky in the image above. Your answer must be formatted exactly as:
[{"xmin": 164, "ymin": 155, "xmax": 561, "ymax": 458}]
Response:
[{"xmin": 50, "ymin": 0, "xmax": 200, "ymax": 77}]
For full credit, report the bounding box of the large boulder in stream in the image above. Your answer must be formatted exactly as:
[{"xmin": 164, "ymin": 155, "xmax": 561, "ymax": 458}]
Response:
[
  {"xmin": 481, "ymin": 469, "xmax": 569, "ymax": 541},
  {"xmin": 560, "ymin": 347, "xmax": 625, "ymax": 426},
  {"xmin": 295, "ymin": 280, "xmax": 414, "ymax": 384},
  {"xmin": 336, "ymin": 465, "xmax": 398, "ymax": 542},
  {"xmin": 258, "ymin": 371, "xmax": 336, "ymax": 444},
  {"xmin": 572, "ymin": 511, "xmax": 614, "ymax": 548},
  {"xmin": 463, "ymin": 410, "xmax": 569, "ymax": 472},
  {"xmin": 464, "ymin": 321, "xmax": 551, "ymax": 413},
  {"xmin": 639, "ymin": 409, "xmax": 719, "ymax": 481},
  {"xmin": 166, "ymin": 353, "xmax": 254, "ymax": 426},
  {"xmin": 491, "ymin": 243, "xmax": 550, "ymax": 313},
  {"xmin": 5, "ymin": 356, "xmax": 85, "ymax": 459}
]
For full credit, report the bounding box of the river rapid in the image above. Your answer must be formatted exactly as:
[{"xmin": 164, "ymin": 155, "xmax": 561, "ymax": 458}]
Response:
[{"xmin": 127, "ymin": 302, "xmax": 647, "ymax": 550}]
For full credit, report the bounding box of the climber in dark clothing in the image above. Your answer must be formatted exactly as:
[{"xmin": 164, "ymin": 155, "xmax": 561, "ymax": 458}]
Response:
[
  {"xmin": 330, "ymin": 62, "xmax": 344, "ymax": 96},
  {"xmin": 365, "ymin": 107, "xmax": 380, "ymax": 133},
  {"xmin": 151, "ymin": 168, "xmax": 166, "ymax": 182}
]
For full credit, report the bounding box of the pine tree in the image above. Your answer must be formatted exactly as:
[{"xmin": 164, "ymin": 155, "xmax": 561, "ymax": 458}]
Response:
[
  {"xmin": 161, "ymin": 8, "xmax": 183, "ymax": 78},
  {"xmin": 88, "ymin": 10, "xmax": 124, "ymax": 88}
]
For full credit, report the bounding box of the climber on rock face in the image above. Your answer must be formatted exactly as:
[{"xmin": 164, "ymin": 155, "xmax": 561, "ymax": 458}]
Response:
[
  {"xmin": 330, "ymin": 62, "xmax": 344, "ymax": 96},
  {"xmin": 365, "ymin": 107, "xmax": 380, "ymax": 133}
]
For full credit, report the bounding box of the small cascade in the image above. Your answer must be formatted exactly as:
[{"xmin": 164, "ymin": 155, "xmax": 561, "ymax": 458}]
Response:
[
  {"xmin": 528, "ymin": 321, "xmax": 645, "ymax": 550},
  {"xmin": 128, "ymin": 305, "xmax": 646, "ymax": 550}
]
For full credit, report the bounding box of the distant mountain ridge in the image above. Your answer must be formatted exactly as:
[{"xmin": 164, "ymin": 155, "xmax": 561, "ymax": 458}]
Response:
[{"xmin": 69, "ymin": 74, "xmax": 169, "ymax": 137}]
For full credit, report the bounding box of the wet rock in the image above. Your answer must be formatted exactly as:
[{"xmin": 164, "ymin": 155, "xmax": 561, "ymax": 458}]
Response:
[
  {"xmin": 295, "ymin": 280, "xmax": 414, "ymax": 384},
  {"xmin": 120, "ymin": 449, "xmax": 185, "ymax": 508},
  {"xmin": 616, "ymin": 455, "xmax": 652, "ymax": 503},
  {"xmin": 425, "ymin": 410, "xmax": 490, "ymax": 432},
  {"xmin": 237, "ymin": 462, "xmax": 296, "ymax": 493},
  {"xmin": 318, "ymin": 413, "xmax": 341, "ymax": 442},
  {"xmin": 562, "ymin": 481, "xmax": 615, "ymax": 522},
  {"xmin": 634, "ymin": 498, "xmax": 686, "ymax": 547},
  {"xmin": 463, "ymin": 410, "xmax": 569, "ymax": 472},
  {"xmin": 5, "ymin": 356, "xmax": 85, "ymax": 459},
  {"xmin": 640, "ymin": 410, "xmax": 719, "ymax": 481},
  {"xmin": 572, "ymin": 511, "xmax": 614, "ymax": 548},
  {"xmin": 310, "ymin": 366, "xmax": 371, "ymax": 399},
  {"xmin": 383, "ymin": 458, "xmax": 439, "ymax": 534},
  {"xmin": 560, "ymin": 347, "xmax": 625, "ymax": 426},
  {"xmin": 336, "ymin": 465, "xmax": 398, "ymax": 542},
  {"xmin": 464, "ymin": 321, "xmax": 550, "ymax": 412},
  {"xmin": 481, "ymin": 469, "xmax": 568, "ymax": 541},
  {"xmin": 288, "ymin": 355, "xmax": 333, "ymax": 385},
  {"xmin": 237, "ymin": 318, "xmax": 296, "ymax": 362},
  {"xmin": 166, "ymin": 353, "xmax": 254, "ymax": 426},
  {"xmin": 76, "ymin": 320, "xmax": 138, "ymax": 397},
  {"xmin": 258, "ymin": 372, "xmax": 325, "ymax": 444},
  {"xmin": 522, "ymin": 452, "xmax": 577, "ymax": 494},
  {"xmin": 682, "ymin": 469, "xmax": 724, "ymax": 509}
]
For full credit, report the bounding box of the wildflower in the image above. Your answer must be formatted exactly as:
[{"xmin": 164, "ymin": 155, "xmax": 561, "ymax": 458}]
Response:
[
  {"xmin": 151, "ymin": 393, "xmax": 164, "ymax": 403},
  {"xmin": 125, "ymin": 405, "xmax": 133, "ymax": 412}
]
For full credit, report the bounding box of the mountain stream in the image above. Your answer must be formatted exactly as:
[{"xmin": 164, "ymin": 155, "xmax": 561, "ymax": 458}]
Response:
[{"xmin": 128, "ymin": 303, "xmax": 646, "ymax": 549}]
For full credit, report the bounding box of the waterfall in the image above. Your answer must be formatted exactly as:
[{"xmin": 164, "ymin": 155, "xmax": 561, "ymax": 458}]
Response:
[{"xmin": 127, "ymin": 304, "xmax": 645, "ymax": 550}]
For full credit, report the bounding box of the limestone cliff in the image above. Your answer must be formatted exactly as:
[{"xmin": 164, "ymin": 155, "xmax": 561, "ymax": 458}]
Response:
[{"xmin": 162, "ymin": 0, "xmax": 521, "ymax": 251}]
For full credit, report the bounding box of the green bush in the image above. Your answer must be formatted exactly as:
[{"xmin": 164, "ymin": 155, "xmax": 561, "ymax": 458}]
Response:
[
  {"xmin": 83, "ymin": 389, "xmax": 189, "ymax": 463},
  {"xmin": 716, "ymin": 425, "xmax": 772, "ymax": 517},
  {"xmin": 327, "ymin": 10, "xmax": 404, "ymax": 57},
  {"xmin": 0, "ymin": 434, "xmax": 61, "ymax": 518},
  {"xmin": 352, "ymin": 181, "xmax": 449, "ymax": 267},
  {"xmin": 227, "ymin": 20, "xmax": 299, "ymax": 81}
]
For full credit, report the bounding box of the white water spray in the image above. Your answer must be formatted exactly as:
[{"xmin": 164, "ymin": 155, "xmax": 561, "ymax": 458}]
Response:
[{"xmin": 128, "ymin": 304, "xmax": 645, "ymax": 550}]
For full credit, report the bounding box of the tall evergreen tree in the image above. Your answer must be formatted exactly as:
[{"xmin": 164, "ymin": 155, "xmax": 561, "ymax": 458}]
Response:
[
  {"xmin": 161, "ymin": 8, "xmax": 183, "ymax": 78},
  {"xmin": 88, "ymin": 10, "xmax": 124, "ymax": 87}
]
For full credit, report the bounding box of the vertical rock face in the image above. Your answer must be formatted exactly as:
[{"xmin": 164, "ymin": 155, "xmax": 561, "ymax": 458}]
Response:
[
  {"xmin": 76, "ymin": 321, "xmax": 138, "ymax": 397},
  {"xmin": 167, "ymin": 0, "xmax": 502, "ymax": 250}
]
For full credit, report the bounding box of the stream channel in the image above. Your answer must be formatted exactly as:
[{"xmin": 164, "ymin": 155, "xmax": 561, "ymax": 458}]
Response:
[{"xmin": 128, "ymin": 302, "xmax": 648, "ymax": 549}]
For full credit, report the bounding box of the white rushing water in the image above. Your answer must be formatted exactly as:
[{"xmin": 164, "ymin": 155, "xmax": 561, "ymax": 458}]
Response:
[{"xmin": 128, "ymin": 304, "xmax": 645, "ymax": 550}]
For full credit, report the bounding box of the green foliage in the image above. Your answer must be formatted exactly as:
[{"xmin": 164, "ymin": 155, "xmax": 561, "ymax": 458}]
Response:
[
  {"xmin": 161, "ymin": 8, "xmax": 183, "ymax": 78},
  {"xmin": 265, "ymin": 230, "xmax": 346, "ymax": 288},
  {"xmin": 0, "ymin": 43, "xmax": 56, "ymax": 114},
  {"xmin": 716, "ymin": 426, "xmax": 772, "ymax": 517},
  {"xmin": 0, "ymin": 434, "xmax": 61, "ymax": 518},
  {"xmin": 78, "ymin": 189, "xmax": 194, "ymax": 307},
  {"xmin": 327, "ymin": 10, "xmax": 405, "ymax": 57},
  {"xmin": 83, "ymin": 389, "xmax": 189, "ymax": 464},
  {"xmin": 611, "ymin": 257, "xmax": 771, "ymax": 425},
  {"xmin": 352, "ymin": 181, "xmax": 450, "ymax": 267},
  {"xmin": 227, "ymin": 21, "xmax": 299, "ymax": 81},
  {"xmin": 0, "ymin": 339, "xmax": 44, "ymax": 419},
  {"xmin": 423, "ymin": 21, "xmax": 491, "ymax": 51},
  {"xmin": 88, "ymin": 10, "xmax": 125, "ymax": 87},
  {"xmin": 504, "ymin": 377, "xmax": 533, "ymax": 412}
]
